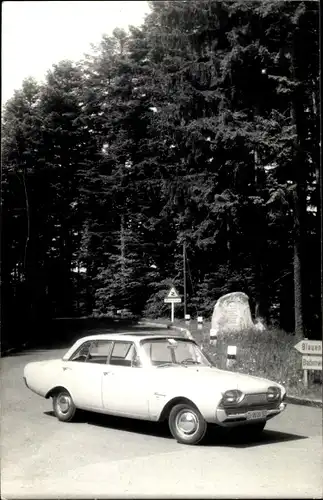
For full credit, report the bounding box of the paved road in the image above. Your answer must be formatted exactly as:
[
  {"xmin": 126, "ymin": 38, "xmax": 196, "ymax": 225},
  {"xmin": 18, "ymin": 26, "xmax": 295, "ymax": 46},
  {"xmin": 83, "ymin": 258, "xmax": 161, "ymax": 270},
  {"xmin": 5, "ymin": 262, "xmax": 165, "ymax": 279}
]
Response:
[{"xmin": 1, "ymin": 330, "xmax": 322, "ymax": 499}]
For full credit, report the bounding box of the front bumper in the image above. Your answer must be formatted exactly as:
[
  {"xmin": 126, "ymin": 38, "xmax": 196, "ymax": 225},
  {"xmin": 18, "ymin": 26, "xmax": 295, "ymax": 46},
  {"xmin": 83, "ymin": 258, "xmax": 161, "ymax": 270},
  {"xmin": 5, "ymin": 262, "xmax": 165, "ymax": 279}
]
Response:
[{"xmin": 216, "ymin": 401, "xmax": 287, "ymax": 426}]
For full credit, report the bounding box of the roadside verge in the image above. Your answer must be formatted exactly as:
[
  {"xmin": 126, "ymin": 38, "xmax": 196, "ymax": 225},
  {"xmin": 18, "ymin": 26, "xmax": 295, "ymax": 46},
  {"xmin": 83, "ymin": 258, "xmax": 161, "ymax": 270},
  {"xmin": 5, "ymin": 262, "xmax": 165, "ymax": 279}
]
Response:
[{"xmin": 139, "ymin": 319, "xmax": 323, "ymax": 409}]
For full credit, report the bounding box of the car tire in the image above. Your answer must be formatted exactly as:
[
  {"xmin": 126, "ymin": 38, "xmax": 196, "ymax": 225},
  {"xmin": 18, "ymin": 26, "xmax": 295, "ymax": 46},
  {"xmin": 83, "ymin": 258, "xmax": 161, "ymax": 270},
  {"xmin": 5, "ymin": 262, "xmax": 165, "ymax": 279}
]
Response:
[
  {"xmin": 168, "ymin": 403, "xmax": 207, "ymax": 445},
  {"xmin": 52, "ymin": 390, "xmax": 77, "ymax": 422}
]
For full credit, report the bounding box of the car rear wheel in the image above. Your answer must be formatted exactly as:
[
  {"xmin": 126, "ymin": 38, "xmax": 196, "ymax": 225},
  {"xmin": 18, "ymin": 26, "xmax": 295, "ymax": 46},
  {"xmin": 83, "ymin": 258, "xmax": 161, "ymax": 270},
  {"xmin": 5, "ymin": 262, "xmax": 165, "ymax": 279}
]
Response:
[
  {"xmin": 168, "ymin": 403, "xmax": 207, "ymax": 445},
  {"xmin": 53, "ymin": 390, "xmax": 77, "ymax": 422}
]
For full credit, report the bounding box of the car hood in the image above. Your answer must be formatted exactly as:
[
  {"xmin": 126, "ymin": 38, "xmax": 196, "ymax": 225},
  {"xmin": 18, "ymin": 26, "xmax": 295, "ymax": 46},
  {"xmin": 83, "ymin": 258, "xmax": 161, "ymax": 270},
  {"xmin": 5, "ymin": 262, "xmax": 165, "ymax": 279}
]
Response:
[{"xmin": 155, "ymin": 366, "xmax": 284, "ymax": 394}]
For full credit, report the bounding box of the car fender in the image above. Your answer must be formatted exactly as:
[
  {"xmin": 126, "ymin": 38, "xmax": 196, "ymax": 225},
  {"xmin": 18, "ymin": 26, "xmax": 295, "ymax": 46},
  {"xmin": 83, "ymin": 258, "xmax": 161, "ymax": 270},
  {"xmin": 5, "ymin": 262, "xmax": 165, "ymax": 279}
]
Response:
[
  {"xmin": 24, "ymin": 359, "xmax": 65, "ymax": 398},
  {"xmin": 45, "ymin": 385, "xmax": 74, "ymax": 400},
  {"xmin": 150, "ymin": 385, "xmax": 222, "ymax": 422}
]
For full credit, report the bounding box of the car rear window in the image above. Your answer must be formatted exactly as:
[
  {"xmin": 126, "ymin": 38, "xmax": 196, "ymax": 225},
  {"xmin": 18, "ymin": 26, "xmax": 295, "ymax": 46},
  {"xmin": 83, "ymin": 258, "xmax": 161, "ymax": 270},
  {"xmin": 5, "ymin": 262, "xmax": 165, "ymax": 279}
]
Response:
[{"xmin": 70, "ymin": 340, "xmax": 113, "ymax": 364}]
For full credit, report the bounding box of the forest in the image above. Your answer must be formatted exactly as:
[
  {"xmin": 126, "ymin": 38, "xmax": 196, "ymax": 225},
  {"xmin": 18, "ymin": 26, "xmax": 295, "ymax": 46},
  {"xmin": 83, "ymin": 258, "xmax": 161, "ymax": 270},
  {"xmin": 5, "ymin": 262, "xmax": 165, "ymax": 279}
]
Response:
[{"xmin": 1, "ymin": 0, "xmax": 321, "ymax": 349}]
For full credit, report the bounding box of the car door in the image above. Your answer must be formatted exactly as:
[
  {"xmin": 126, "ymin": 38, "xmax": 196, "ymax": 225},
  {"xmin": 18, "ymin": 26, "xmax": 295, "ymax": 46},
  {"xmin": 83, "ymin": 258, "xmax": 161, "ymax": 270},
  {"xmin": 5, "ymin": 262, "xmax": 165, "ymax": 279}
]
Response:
[
  {"xmin": 101, "ymin": 340, "xmax": 150, "ymax": 419},
  {"xmin": 62, "ymin": 339, "xmax": 113, "ymax": 410}
]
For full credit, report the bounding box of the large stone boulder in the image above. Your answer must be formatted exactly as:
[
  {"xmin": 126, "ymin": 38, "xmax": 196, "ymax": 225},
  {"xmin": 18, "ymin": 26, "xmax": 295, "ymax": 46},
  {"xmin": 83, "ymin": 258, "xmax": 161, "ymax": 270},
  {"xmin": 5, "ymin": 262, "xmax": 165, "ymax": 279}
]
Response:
[{"xmin": 210, "ymin": 292, "xmax": 256, "ymax": 342}]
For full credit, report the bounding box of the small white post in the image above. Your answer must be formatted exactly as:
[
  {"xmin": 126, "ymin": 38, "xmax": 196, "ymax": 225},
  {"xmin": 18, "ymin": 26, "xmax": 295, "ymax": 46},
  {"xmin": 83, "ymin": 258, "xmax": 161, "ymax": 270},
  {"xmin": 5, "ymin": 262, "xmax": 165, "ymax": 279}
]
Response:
[
  {"xmin": 197, "ymin": 316, "xmax": 203, "ymax": 324},
  {"xmin": 171, "ymin": 302, "xmax": 175, "ymax": 323},
  {"xmin": 210, "ymin": 328, "xmax": 217, "ymax": 346},
  {"xmin": 226, "ymin": 345, "xmax": 237, "ymax": 370},
  {"xmin": 303, "ymin": 337, "xmax": 308, "ymax": 389}
]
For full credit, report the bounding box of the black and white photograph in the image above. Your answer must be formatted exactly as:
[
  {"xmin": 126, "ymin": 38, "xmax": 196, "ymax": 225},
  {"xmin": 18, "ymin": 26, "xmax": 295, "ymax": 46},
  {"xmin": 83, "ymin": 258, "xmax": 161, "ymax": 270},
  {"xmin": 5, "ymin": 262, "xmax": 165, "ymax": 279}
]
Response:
[{"xmin": 1, "ymin": 0, "xmax": 322, "ymax": 498}]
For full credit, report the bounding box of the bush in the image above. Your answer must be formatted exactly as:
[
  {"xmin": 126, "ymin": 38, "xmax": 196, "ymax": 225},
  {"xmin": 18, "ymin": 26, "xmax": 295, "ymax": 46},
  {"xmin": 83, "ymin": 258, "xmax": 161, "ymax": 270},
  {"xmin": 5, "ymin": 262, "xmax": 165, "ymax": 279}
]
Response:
[{"xmin": 202, "ymin": 327, "xmax": 322, "ymax": 395}]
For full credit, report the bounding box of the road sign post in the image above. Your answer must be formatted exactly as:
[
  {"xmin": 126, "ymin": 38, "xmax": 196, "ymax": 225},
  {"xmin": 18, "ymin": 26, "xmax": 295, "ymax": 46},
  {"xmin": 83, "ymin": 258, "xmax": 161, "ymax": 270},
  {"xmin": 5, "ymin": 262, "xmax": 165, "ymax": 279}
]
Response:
[
  {"xmin": 164, "ymin": 287, "xmax": 182, "ymax": 323},
  {"xmin": 294, "ymin": 339, "xmax": 322, "ymax": 389}
]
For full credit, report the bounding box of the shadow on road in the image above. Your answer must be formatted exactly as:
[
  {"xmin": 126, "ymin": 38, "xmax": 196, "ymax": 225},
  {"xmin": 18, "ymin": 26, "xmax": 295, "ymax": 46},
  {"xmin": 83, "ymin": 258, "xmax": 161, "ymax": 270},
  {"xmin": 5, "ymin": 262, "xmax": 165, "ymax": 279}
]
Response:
[
  {"xmin": 44, "ymin": 410, "xmax": 307, "ymax": 448},
  {"xmin": 204, "ymin": 425, "xmax": 307, "ymax": 448},
  {"xmin": 44, "ymin": 410, "xmax": 173, "ymax": 439}
]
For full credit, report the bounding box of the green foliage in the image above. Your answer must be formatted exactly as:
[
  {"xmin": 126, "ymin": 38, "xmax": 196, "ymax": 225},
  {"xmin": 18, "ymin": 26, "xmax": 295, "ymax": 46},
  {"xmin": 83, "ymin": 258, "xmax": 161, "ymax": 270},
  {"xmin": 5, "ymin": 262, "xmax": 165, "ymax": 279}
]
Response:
[
  {"xmin": 1, "ymin": 0, "xmax": 320, "ymax": 348},
  {"xmin": 203, "ymin": 326, "xmax": 322, "ymax": 396}
]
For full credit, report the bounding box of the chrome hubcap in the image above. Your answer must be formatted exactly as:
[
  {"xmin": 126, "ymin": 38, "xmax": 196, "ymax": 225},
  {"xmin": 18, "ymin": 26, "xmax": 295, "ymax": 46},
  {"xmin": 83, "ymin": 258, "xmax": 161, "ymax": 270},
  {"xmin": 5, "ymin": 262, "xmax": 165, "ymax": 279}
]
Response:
[
  {"xmin": 57, "ymin": 394, "xmax": 71, "ymax": 414},
  {"xmin": 175, "ymin": 410, "xmax": 199, "ymax": 436}
]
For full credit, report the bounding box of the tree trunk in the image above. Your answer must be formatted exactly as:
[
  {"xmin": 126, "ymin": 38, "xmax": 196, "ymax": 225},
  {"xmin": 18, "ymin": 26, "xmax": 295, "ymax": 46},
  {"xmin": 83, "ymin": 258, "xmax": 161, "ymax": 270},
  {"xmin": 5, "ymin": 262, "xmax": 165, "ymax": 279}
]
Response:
[
  {"xmin": 253, "ymin": 150, "xmax": 268, "ymax": 321},
  {"xmin": 293, "ymin": 184, "xmax": 304, "ymax": 335},
  {"xmin": 120, "ymin": 214, "xmax": 126, "ymax": 275},
  {"xmin": 22, "ymin": 172, "xmax": 30, "ymax": 274},
  {"xmin": 290, "ymin": 34, "xmax": 306, "ymax": 336},
  {"xmin": 86, "ymin": 263, "xmax": 95, "ymax": 315}
]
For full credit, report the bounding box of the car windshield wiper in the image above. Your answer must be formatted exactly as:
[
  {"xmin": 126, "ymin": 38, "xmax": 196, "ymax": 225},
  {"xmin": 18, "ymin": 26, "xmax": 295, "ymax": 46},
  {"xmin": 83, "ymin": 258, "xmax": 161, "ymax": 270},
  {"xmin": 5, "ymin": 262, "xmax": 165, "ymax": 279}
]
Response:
[
  {"xmin": 180, "ymin": 360, "xmax": 202, "ymax": 366},
  {"xmin": 156, "ymin": 362, "xmax": 178, "ymax": 368}
]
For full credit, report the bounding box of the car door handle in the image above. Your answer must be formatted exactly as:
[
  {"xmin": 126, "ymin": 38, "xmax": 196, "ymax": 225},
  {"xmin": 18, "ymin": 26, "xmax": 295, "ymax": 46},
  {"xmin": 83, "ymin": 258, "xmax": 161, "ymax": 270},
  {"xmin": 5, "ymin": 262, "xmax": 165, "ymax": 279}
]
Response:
[
  {"xmin": 103, "ymin": 371, "xmax": 113, "ymax": 376},
  {"xmin": 63, "ymin": 367, "xmax": 72, "ymax": 371}
]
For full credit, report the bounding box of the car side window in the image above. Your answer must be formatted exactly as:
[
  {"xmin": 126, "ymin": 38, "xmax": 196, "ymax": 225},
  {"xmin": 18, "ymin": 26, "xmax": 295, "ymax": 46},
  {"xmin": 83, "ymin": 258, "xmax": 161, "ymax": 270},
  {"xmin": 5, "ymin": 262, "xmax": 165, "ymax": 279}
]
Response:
[
  {"xmin": 70, "ymin": 340, "xmax": 113, "ymax": 364},
  {"xmin": 109, "ymin": 341, "xmax": 141, "ymax": 367},
  {"xmin": 88, "ymin": 340, "xmax": 113, "ymax": 364}
]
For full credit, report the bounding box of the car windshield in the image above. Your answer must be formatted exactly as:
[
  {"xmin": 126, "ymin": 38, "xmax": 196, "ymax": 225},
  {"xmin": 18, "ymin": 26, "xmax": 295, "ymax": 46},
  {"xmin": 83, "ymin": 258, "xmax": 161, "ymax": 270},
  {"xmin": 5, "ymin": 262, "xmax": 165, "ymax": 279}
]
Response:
[{"xmin": 141, "ymin": 338, "xmax": 213, "ymax": 368}]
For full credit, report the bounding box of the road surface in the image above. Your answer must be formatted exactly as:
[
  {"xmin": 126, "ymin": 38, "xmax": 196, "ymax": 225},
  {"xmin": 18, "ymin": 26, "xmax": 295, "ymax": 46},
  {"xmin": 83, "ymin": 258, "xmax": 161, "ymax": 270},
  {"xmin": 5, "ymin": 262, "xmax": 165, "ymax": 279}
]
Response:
[{"xmin": 1, "ymin": 326, "xmax": 322, "ymax": 498}]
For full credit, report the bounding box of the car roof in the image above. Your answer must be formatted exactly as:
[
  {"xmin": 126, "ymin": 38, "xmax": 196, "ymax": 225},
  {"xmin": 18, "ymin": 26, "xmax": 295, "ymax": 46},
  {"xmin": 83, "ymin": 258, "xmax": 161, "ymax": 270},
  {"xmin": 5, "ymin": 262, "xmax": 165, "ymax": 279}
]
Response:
[{"xmin": 76, "ymin": 332, "xmax": 189, "ymax": 343}]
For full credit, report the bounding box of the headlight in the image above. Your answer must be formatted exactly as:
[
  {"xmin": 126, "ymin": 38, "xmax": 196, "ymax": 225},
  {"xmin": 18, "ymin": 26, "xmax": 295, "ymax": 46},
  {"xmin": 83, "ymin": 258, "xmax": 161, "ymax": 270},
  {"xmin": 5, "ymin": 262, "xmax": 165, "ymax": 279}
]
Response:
[
  {"xmin": 267, "ymin": 386, "xmax": 281, "ymax": 402},
  {"xmin": 222, "ymin": 389, "xmax": 244, "ymax": 405}
]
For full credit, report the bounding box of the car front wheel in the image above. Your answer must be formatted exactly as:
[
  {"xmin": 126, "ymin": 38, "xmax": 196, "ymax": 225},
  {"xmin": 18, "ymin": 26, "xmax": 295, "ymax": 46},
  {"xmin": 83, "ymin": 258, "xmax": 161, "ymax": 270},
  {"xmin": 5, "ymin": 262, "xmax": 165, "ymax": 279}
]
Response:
[
  {"xmin": 53, "ymin": 390, "xmax": 77, "ymax": 422},
  {"xmin": 168, "ymin": 403, "xmax": 207, "ymax": 445}
]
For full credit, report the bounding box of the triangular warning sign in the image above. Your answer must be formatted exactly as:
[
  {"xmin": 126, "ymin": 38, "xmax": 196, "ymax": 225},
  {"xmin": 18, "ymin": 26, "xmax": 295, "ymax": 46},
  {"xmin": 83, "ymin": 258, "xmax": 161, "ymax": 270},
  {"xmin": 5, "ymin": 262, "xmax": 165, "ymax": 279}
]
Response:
[{"xmin": 167, "ymin": 287, "xmax": 179, "ymax": 298}]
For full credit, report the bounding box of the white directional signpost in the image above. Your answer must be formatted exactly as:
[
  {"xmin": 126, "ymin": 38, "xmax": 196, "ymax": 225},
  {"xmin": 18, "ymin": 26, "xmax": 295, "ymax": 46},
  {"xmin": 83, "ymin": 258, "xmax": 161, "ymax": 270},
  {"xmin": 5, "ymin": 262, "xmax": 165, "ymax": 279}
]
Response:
[
  {"xmin": 302, "ymin": 356, "xmax": 322, "ymax": 370},
  {"xmin": 294, "ymin": 339, "xmax": 322, "ymax": 388},
  {"xmin": 164, "ymin": 287, "xmax": 181, "ymax": 323}
]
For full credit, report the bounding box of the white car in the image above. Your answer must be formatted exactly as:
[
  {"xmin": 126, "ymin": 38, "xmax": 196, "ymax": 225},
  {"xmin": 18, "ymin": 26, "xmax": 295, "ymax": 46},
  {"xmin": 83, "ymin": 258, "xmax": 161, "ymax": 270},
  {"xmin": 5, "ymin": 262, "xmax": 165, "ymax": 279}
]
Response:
[{"xmin": 23, "ymin": 333, "xmax": 287, "ymax": 445}]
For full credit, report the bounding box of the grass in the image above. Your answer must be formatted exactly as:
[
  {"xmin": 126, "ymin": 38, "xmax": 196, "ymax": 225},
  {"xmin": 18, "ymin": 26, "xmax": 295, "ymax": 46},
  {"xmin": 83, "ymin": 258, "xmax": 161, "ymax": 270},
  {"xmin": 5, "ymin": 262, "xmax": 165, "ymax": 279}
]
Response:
[
  {"xmin": 158, "ymin": 318, "xmax": 322, "ymax": 402},
  {"xmin": 205, "ymin": 328, "xmax": 321, "ymax": 399}
]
